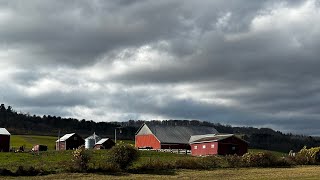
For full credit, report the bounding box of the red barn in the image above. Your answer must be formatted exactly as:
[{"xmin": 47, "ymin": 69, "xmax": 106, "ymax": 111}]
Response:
[
  {"xmin": 0, "ymin": 128, "xmax": 10, "ymax": 152},
  {"xmin": 56, "ymin": 133, "xmax": 84, "ymax": 150},
  {"xmin": 189, "ymin": 134, "xmax": 248, "ymax": 156},
  {"xmin": 135, "ymin": 123, "xmax": 218, "ymax": 150}
]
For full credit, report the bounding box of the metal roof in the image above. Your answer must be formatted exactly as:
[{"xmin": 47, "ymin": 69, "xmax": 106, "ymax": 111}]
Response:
[
  {"xmin": 85, "ymin": 134, "xmax": 101, "ymax": 140},
  {"xmin": 95, "ymin": 138, "xmax": 110, "ymax": 145},
  {"xmin": 189, "ymin": 133, "xmax": 217, "ymax": 143},
  {"xmin": 189, "ymin": 134, "xmax": 247, "ymax": 144},
  {"xmin": 137, "ymin": 124, "xmax": 218, "ymax": 144},
  {"xmin": 56, "ymin": 133, "xmax": 75, "ymax": 142},
  {"xmin": 0, "ymin": 128, "xmax": 10, "ymax": 135}
]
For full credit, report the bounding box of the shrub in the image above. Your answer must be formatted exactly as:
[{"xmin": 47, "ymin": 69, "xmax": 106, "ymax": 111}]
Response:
[
  {"xmin": 225, "ymin": 155, "xmax": 244, "ymax": 168},
  {"xmin": 242, "ymin": 152, "xmax": 279, "ymax": 167},
  {"xmin": 88, "ymin": 162, "xmax": 120, "ymax": 173},
  {"xmin": 72, "ymin": 145, "xmax": 91, "ymax": 172},
  {"xmin": 175, "ymin": 158, "xmax": 204, "ymax": 169},
  {"xmin": 130, "ymin": 160, "xmax": 174, "ymax": 173},
  {"xmin": 276, "ymin": 157, "xmax": 293, "ymax": 167},
  {"xmin": 201, "ymin": 156, "xmax": 224, "ymax": 169},
  {"xmin": 175, "ymin": 156, "xmax": 222, "ymax": 170},
  {"xmin": 14, "ymin": 166, "xmax": 49, "ymax": 176},
  {"xmin": 108, "ymin": 142, "xmax": 139, "ymax": 169},
  {"xmin": 291, "ymin": 146, "xmax": 320, "ymax": 165},
  {"xmin": 0, "ymin": 168, "xmax": 14, "ymax": 176}
]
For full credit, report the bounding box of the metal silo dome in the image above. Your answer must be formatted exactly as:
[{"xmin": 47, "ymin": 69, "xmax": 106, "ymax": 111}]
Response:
[{"xmin": 85, "ymin": 133, "xmax": 101, "ymax": 149}]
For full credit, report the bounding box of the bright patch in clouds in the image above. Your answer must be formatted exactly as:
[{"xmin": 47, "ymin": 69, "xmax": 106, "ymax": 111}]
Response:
[{"xmin": 2, "ymin": 0, "xmax": 320, "ymax": 135}]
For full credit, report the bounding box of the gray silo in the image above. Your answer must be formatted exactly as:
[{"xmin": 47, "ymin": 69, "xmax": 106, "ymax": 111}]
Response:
[{"xmin": 85, "ymin": 133, "xmax": 101, "ymax": 149}]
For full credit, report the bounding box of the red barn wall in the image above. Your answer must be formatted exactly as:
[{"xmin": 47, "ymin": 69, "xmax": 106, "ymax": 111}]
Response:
[
  {"xmin": 135, "ymin": 134, "xmax": 161, "ymax": 149},
  {"xmin": 218, "ymin": 136, "xmax": 248, "ymax": 156},
  {"xmin": 0, "ymin": 135, "xmax": 10, "ymax": 152},
  {"xmin": 190, "ymin": 142, "xmax": 218, "ymax": 156}
]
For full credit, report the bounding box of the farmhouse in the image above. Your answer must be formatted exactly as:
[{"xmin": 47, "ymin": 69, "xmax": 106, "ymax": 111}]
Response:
[
  {"xmin": 0, "ymin": 128, "xmax": 10, "ymax": 152},
  {"xmin": 93, "ymin": 138, "xmax": 115, "ymax": 150},
  {"xmin": 56, "ymin": 133, "xmax": 84, "ymax": 150},
  {"xmin": 135, "ymin": 123, "xmax": 218, "ymax": 150},
  {"xmin": 189, "ymin": 134, "xmax": 248, "ymax": 156}
]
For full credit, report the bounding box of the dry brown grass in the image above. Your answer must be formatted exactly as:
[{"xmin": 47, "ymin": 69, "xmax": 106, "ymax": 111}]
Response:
[{"xmin": 2, "ymin": 166, "xmax": 320, "ymax": 180}]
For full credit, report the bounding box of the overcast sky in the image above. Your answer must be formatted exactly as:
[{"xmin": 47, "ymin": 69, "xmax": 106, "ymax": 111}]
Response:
[{"xmin": 1, "ymin": 0, "xmax": 320, "ymax": 135}]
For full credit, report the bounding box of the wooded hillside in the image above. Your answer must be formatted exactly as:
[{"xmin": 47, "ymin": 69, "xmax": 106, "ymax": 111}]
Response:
[{"xmin": 1, "ymin": 104, "xmax": 319, "ymax": 152}]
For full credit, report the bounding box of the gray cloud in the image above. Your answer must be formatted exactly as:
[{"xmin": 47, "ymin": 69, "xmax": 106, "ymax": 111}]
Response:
[{"xmin": 1, "ymin": 0, "xmax": 320, "ymax": 135}]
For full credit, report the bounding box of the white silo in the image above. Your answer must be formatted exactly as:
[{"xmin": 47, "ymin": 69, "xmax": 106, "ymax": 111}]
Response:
[{"xmin": 85, "ymin": 133, "xmax": 101, "ymax": 149}]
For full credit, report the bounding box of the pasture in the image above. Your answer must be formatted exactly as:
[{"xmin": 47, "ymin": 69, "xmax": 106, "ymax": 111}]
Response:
[
  {"xmin": 10, "ymin": 135, "xmax": 57, "ymax": 150},
  {"xmin": 1, "ymin": 166, "xmax": 320, "ymax": 179},
  {"xmin": 0, "ymin": 149, "xmax": 189, "ymax": 172},
  {"xmin": 10, "ymin": 135, "xmax": 135, "ymax": 151},
  {"xmin": 2, "ymin": 135, "xmax": 304, "ymax": 179}
]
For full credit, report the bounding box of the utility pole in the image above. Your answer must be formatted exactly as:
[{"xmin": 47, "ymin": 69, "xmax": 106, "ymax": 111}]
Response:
[
  {"xmin": 57, "ymin": 130, "xmax": 60, "ymax": 151},
  {"xmin": 94, "ymin": 132, "xmax": 96, "ymax": 144},
  {"xmin": 115, "ymin": 127, "xmax": 123, "ymax": 144}
]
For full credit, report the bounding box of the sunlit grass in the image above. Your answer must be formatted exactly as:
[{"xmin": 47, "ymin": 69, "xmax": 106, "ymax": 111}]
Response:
[
  {"xmin": 11, "ymin": 135, "xmax": 57, "ymax": 150},
  {"xmin": 2, "ymin": 166, "xmax": 320, "ymax": 180}
]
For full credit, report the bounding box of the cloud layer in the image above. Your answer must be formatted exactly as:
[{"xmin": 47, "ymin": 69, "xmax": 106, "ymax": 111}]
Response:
[{"xmin": 1, "ymin": 0, "xmax": 320, "ymax": 135}]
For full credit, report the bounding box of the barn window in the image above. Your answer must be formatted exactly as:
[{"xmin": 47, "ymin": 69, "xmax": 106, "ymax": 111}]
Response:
[
  {"xmin": 232, "ymin": 146, "xmax": 236, "ymax": 150},
  {"xmin": 194, "ymin": 146, "xmax": 197, "ymax": 150},
  {"xmin": 211, "ymin": 144, "xmax": 215, "ymax": 148},
  {"xmin": 74, "ymin": 136, "xmax": 77, "ymax": 140},
  {"xmin": 202, "ymin": 145, "xmax": 206, "ymax": 149}
]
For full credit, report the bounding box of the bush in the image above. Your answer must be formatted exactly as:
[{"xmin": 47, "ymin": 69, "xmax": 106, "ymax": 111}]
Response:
[
  {"xmin": 72, "ymin": 145, "xmax": 91, "ymax": 172},
  {"xmin": 225, "ymin": 155, "xmax": 244, "ymax": 168},
  {"xmin": 108, "ymin": 142, "xmax": 139, "ymax": 169},
  {"xmin": 130, "ymin": 160, "xmax": 174, "ymax": 173},
  {"xmin": 14, "ymin": 166, "xmax": 50, "ymax": 176},
  {"xmin": 291, "ymin": 146, "xmax": 320, "ymax": 165},
  {"xmin": 242, "ymin": 152, "xmax": 279, "ymax": 167},
  {"xmin": 0, "ymin": 168, "xmax": 14, "ymax": 176},
  {"xmin": 88, "ymin": 162, "xmax": 120, "ymax": 173},
  {"xmin": 175, "ymin": 158, "xmax": 204, "ymax": 169},
  {"xmin": 175, "ymin": 156, "xmax": 222, "ymax": 170},
  {"xmin": 201, "ymin": 156, "xmax": 224, "ymax": 169},
  {"xmin": 276, "ymin": 157, "xmax": 293, "ymax": 167}
]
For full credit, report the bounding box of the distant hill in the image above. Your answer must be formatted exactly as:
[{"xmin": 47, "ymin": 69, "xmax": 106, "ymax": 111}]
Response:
[{"xmin": 1, "ymin": 104, "xmax": 320, "ymax": 152}]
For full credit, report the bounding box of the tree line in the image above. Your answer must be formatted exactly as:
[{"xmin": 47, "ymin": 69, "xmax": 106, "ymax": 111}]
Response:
[{"xmin": 1, "ymin": 104, "xmax": 319, "ymax": 152}]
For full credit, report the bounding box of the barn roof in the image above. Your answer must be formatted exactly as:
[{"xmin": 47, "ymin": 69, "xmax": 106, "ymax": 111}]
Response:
[
  {"xmin": 189, "ymin": 134, "xmax": 248, "ymax": 144},
  {"xmin": 136, "ymin": 123, "xmax": 218, "ymax": 144},
  {"xmin": 95, "ymin": 138, "xmax": 110, "ymax": 145},
  {"xmin": 0, "ymin": 128, "xmax": 10, "ymax": 135},
  {"xmin": 56, "ymin": 133, "xmax": 75, "ymax": 142}
]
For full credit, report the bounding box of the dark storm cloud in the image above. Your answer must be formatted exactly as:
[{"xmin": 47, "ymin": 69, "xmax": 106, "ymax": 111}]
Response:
[
  {"xmin": 2, "ymin": 0, "xmax": 320, "ymax": 135},
  {"xmin": 0, "ymin": 0, "xmax": 191, "ymax": 67}
]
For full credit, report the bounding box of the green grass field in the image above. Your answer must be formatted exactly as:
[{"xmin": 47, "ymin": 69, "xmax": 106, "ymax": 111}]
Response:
[
  {"xmin": 11, "ymin": 135, "xmax": 57, "ymax": 150},
  {"xmin": 0, "ymin": 149, "xmax": 190, "ymax": 172},
  {"xmin": 10, "ymin": 135, "xmax": 134, "ymax": 151},
  {"xmin": 1, "ymin": 166, "xmax": 320, "ymax": 180},
  {"xmin": 4, "ymin": 135, "xmax": 296, "ymax": 178}
]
